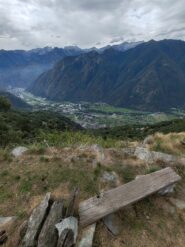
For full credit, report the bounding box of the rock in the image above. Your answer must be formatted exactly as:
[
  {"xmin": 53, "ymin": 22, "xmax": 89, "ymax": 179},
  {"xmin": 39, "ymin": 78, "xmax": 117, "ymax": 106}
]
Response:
[
  {"xmin": 169, "ymin": 198, "xmax": 185, "ymax": 210},
  {"xmin": 101, "ymin": 171, "xmax": 121, "ymax": 187},
  {"xmin": 0, "ymin": 216, "xmax": 17, "ymax": 230},
  {"xmin": 23, "ymin": 193, "xmax": 51, "ymax": 247},
  {"xmin": 65, "ymin": 187, "xmax": 79, "ymax": 218},
  {"xmin": 78, "ymin": 223, "xmax": 96, "ymax": 247},
  {"xmin": 91, "ymin": 144, "xmax": 105, "ymax": 163},
  {"xmin": 11, "ymin": 146, "xmax": 28, "ymax": 157},
  {"xmin": 103, "ymin": 213, "xmax": 122, "ymax": 236},
  {"xmin": 37, "ymin": 201, "xmax": 63, "ymax": 247},
  {"xmin": 143, "ymin": 135, "xmax": 154, "ymax": 146},
  {"xmin": 158, "ymin": 184, "xmax": 175, "ymax": 195},
  {"xmin": 55, "ymin": 217, "xmax": 78, "ymax": 247},
  {"xmin": 122, "ymin": 147, "xmax": 136, "ymax": 156},
  {"xmin": 134, "ymin": 147, "xmax": 176, "ymax": 164}
]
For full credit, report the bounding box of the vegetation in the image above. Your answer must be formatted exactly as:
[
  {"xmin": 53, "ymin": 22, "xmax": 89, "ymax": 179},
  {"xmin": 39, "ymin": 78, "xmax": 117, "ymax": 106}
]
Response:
[
  {"xmin": 0, "ymin": 109, "xmax": 81, "ymax": 147},
  {"xmin": 0, "ymin": 96, "xmax": 11, "ymax": 111},
  {"xmin": 93, "ymin": 119, "xmax": 185, "ymax": 141}
]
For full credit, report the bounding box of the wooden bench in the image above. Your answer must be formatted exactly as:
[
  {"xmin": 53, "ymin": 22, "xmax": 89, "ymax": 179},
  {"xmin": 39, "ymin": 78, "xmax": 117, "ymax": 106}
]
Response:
[{"xmin": 79, "ymin": 167, "xmax": 181, "ymax": 227}]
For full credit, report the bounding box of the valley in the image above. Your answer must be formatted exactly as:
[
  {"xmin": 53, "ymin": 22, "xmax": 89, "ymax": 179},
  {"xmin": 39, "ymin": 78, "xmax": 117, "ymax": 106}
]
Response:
[{"xmin": 10, "ymin": 88, "xmax": 185, "ymax": 129}]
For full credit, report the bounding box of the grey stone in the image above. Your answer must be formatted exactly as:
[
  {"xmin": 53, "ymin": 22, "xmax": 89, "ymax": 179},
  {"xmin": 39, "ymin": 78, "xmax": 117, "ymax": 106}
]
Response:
[
  {"xmin": 23, "ymin": 193, "xmax": 51, "ymax": 247},
  {"xmin": 91, "ymin": 144, "xmax": 105, "ymax": 163},
  {"xmin": 122, "ymin": 147, "xmax": 136, "ymax": 156},
  {"xmin": 37, "ymin": 201, "xmax": 63, "ymax": 247},
  {"xmin": 103, "ymin": 213, "xmax": 122, "ymax": 236},
  {"xmin": 79, "ymin": 223, "xmax": 96, "ymax": 247},
  {"xmin": 55, "ymin": 217, "xmax": 78, "ymax": 247},
  {"xmin": 143, "ymin": 135, "xmax": 154, "ymax": 146},
  {"xmin": 169, "ymin": 198, "xmax": 185, "ymax": 210},
  {"xmin": 158, "ymin": 184, "xmax": 175, "ymax": 195},
  {"xmin": 134, "ymin": 147, "xmax": 176, "ymax": 164},
  {"xmin": 11, "ymin": 146, "xmax": 28, "ymax": 157},
  {"xmin": 102, "ymin": 171, "xmax": 119, "ymax": 183}
]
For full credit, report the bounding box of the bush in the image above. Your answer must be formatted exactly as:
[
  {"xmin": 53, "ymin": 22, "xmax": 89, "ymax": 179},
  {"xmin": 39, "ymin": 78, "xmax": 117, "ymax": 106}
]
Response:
[{"xmin": 0, "ymin": 96, "xmax": 11, "ymax": 111}]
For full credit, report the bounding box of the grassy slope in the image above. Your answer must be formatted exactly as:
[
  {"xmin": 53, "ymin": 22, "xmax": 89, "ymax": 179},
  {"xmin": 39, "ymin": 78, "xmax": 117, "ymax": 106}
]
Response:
[{"xmin": 0, "ymin": 144, "xmax": 185, "ymax": 247}]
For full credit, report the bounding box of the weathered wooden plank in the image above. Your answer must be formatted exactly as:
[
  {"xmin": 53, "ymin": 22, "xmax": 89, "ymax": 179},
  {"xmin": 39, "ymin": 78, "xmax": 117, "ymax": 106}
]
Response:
[
  {"xmin": 79, "ymin": 167, "xmax": 181, "ymax": 227},
  {"xmin": 65, "ymin": 187, "xmax": 80, "ymax": 217},
  {"xmin": 37, "ymin": 201, "xmax": 63, "ymax": 247}
]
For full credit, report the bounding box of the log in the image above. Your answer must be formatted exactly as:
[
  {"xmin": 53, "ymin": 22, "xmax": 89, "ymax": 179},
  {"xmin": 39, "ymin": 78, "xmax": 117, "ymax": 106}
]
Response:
[
  {"xmin": 55, "ymin": 217, "xmax": 78, "ymax": 247},
  {"xmin": 37, "ymin": 201, "xmax": 64, "ymax": 247},
  {"xmin": 79, "ymin": 167, "xmax": 181, "ymax": 227},
  {"xmin": 23, "ymin": 193, "xmax": 51, "ymax": 247}
]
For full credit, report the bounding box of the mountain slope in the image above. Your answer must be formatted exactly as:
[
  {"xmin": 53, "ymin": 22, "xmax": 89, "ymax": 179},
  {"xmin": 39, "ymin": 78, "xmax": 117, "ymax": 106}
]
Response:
[
  {"xmin": 0, "ymin": 47, "xmax": 83, "ymax": 89},
  {"xmin": 0, "ymin": 42, "xmax": 141, "ymax": 90},
  {"xmin": 29, "ymin": 39, "xmax": 185, "ymax": 111},
  {"xmin": 0, "ymin": 91, "xmax": 31, "ymax": 109}
]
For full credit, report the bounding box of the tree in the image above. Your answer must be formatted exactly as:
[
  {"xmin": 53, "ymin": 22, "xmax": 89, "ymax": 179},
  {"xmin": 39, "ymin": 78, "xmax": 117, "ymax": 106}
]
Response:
[{"xmin": 0, "ymin": 96, "xmax": 11, "ymax": 111}]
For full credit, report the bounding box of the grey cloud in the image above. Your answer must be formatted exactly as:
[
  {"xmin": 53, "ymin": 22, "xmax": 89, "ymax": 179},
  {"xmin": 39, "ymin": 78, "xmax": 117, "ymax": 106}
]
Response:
[{"xmin": 0, "ymin": 0, "xmax": 184, "ymax": 50}]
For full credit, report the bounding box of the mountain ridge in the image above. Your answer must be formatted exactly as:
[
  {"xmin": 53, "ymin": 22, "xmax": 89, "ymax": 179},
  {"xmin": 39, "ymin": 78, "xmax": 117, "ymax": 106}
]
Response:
[
  {"xmin": 0, "ymin": 41, "xmax": 142, "ymax": 89},
  {"xmin": 29, "ymin": 39, "xmax": 185, "ymax": 111}
]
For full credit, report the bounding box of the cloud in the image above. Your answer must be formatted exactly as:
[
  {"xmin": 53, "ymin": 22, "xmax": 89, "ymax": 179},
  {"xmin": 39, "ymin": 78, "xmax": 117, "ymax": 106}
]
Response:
[{"xmin": 0, "ymin": 0, "xmax": 184, "ymax": 50}]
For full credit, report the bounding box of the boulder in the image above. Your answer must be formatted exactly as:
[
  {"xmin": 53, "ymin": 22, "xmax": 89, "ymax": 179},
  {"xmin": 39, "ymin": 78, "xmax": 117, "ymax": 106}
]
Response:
[
  {"xmin": 134, "ymin": 147, "xmax": 176, "ymax": 164},
  {"xmin": 78, "ymin": 223, "xmax": 96, "ymax": 247},
  {"xmin": 11, "ymin": 146, "xmax": 28, "ymax": 157},
  {"xmin": 23, "ymin": 193, "xmax": 51, "ymax": 247}
]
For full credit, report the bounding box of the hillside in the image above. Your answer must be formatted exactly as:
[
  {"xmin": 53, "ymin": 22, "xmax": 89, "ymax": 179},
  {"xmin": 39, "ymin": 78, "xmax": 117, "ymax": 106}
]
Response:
[
  {"xmin": 0, "ymin": 110, "xmax": 82, "ymax": 147},
  {"xmin": 0, "ymin": 130, "xmax": 185, "ymax": 246},
  {"xmin": 29, "ymin": 39, "xmax": 185, "ymax": 112},
  {"xmin": 0, "ymin": 91, "xmax": 31, "ymax": 110}
]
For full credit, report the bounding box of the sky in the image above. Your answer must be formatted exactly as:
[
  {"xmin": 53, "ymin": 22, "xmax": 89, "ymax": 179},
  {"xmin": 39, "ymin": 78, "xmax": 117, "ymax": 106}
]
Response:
[{"xmin": 0, "ymin": 0, "xmax": 185, "ymax": 50}]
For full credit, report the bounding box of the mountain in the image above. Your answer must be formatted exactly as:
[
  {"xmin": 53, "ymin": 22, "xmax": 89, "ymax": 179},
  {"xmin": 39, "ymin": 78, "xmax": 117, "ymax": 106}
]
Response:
[
  {"xmin": 0, "ymin": 42, "xmax": 142, "ymax": 90},
  {"xmin": 29, "ymin": 39, "xmax": 185, "ymax": 112},
  {"xmin": 0, "ymin": 91, "xmax": 31, "ymax": 110},
  {"xmin": 83, "ymin": 41, "xmax": 143, "ymax": 53},
  {"xmin": 0, "ymin": 47, "xmax": 83, "ymax": 89}
]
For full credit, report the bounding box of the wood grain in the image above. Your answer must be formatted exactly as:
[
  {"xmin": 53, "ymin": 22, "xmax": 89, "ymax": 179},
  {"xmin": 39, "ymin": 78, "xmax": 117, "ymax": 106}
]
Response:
[{"xmin": 79, "ymin": 167, "xmax": 181, "ymax": 227}]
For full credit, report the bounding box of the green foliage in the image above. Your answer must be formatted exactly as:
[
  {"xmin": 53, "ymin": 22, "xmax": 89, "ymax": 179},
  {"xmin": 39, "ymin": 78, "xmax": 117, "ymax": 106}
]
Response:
[
  {"xmin": 146, "ymin": 166, "xmax": 160, "ymax": 174},
  {"xmin": 0, "ymin": 110, "xmax": 81, "ymax": 147},
  {"xmin": 0, "ymin": 96, "xmax": 11, "ymax": 111},
  {"xmin": 121, "ymin": 166, "xmax": 135, "ymax": 183}
]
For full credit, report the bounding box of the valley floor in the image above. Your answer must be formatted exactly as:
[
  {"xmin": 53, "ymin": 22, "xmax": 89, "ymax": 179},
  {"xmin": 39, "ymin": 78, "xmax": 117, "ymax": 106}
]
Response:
[{"xmin": 9, "ymin": 88, "xmax": 185, "ymax": 129}]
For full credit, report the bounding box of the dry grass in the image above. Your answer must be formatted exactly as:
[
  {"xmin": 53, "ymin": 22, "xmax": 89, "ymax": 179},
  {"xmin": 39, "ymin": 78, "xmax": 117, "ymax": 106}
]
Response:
[
  {"xmin": 0, "ymin": 144, "xmax": 185, "ymax": 246},
  {"xmin": 146, "ymin": 132, "xmax": 185, "ymax": 156}
]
